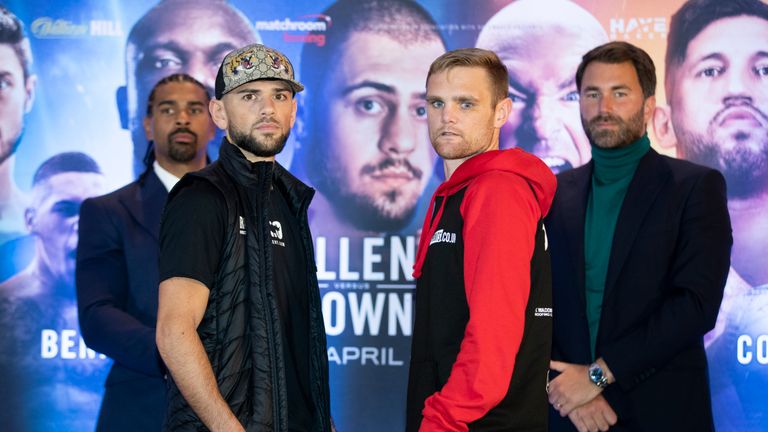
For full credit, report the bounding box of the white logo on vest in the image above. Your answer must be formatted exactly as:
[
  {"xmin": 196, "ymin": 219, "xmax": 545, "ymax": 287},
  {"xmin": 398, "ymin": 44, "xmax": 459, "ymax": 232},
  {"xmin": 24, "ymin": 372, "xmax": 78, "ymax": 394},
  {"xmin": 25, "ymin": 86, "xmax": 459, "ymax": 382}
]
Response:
[{"xmin": 270, "ymin": 220, "xmax": 285, "ymax": 247}]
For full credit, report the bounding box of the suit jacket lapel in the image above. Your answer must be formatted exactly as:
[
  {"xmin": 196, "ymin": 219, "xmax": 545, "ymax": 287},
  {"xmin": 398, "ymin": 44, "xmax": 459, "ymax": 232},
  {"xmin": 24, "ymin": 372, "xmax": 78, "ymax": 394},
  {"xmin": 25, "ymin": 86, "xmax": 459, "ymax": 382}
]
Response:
[
  {"xmin": 560, "ymin": 162, "xmax": 593, "ymax": 307},
  {"xmin": 123, "ymin": 170, "xmax": 168, "ymax": 241},
  {"xmin": 605, "ymin": 149, "xmax": 670, "ymax": 297}
]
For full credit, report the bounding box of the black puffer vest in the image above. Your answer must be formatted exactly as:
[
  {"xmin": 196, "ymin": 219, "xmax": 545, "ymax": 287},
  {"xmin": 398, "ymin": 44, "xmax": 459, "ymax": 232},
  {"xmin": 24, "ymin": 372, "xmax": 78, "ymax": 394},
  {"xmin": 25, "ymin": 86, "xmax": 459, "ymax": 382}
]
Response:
[{"xmin": 163, "ymin": 140, "xmax": 331, "ymax": 431}]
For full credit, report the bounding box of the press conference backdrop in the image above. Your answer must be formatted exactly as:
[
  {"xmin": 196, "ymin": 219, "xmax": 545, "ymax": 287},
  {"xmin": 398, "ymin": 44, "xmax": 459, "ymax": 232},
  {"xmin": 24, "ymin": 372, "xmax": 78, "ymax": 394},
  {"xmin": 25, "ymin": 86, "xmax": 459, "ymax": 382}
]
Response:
[{"xmin": 0, "ymin": 0, "xmax": 765, "ymax": 430}]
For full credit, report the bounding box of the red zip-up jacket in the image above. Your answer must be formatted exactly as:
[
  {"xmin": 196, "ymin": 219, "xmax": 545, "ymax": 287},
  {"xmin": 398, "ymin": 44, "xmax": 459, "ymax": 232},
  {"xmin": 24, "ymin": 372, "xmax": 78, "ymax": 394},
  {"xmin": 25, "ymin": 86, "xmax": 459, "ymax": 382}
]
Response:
[{"xmin": 407, "ymin": 148, "xmax": 556, "ymax": 431}]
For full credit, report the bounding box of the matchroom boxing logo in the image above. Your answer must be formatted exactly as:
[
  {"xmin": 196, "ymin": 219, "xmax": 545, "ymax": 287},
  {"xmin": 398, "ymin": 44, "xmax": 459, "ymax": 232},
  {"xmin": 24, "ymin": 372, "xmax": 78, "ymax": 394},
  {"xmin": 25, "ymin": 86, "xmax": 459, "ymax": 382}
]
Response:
[{"xmin": 255, "ymin": 14, "xmax": 331, "ymax": 47}]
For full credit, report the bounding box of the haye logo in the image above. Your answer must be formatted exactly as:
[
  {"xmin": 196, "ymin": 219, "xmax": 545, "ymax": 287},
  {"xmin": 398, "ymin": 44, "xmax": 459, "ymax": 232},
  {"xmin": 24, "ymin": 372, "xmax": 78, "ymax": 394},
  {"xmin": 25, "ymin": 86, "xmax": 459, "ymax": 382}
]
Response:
[{"xmin": 610, "ymin": 17, "xmax": 667, "ymax": 41}]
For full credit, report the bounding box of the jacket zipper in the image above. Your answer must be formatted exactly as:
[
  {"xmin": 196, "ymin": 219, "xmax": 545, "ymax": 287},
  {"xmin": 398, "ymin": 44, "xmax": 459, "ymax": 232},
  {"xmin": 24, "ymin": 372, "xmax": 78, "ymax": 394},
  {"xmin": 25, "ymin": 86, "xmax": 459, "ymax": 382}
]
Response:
[{"xmin": 256, "ymin": 169, "xmax": 282, "ymax": 431}]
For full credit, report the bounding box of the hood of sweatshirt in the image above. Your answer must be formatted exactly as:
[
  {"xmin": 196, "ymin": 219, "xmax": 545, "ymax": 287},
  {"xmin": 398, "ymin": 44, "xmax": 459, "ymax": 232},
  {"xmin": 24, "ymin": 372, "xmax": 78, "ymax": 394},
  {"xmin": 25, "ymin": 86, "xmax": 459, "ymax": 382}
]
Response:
[{"xmin": 413, "ymin": 148, "xmax": 557, "ymax": 277}]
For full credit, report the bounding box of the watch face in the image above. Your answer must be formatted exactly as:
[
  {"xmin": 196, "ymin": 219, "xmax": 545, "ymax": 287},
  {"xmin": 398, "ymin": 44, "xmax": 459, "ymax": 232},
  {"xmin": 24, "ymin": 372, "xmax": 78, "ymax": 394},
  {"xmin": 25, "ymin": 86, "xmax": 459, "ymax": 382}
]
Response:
[
  {"xmin": 589, "ymin": 363, "xmax": 608, "ymax": 388},
  {"xmin": 589, "ymin": 364, "xmax": 603, "ymax": 383}
]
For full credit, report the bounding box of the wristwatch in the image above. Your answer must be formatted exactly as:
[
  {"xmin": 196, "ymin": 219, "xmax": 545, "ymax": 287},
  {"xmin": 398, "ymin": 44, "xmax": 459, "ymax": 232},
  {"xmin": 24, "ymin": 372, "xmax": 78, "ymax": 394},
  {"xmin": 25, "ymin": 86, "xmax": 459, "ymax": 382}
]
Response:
[{"xmin": 588, "ymin": 362, "xmax": 609, "ymax": 388}]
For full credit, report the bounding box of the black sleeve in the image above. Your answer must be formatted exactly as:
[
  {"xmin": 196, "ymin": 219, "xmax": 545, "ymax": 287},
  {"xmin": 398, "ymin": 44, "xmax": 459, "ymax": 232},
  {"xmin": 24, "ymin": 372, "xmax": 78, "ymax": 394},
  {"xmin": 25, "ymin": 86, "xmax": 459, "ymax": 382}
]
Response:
[
  {"xmin": 76, "ymin": 196, "xmax": 164, "ymax": 377},
  {"xmin": 601, "ymin": 168, "xmax": 732, "ymax": 391},
  {"xmin": 159, "ymin": 179, "xmax": 226, "ymax": 289}
]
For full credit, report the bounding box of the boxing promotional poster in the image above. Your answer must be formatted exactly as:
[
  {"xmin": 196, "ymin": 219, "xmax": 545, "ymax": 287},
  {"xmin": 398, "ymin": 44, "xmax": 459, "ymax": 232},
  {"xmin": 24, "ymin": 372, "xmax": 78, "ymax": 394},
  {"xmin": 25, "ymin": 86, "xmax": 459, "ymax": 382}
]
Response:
[{"xmin": 0, "ymin": 0, "xmax": 765, "ymax": 430}]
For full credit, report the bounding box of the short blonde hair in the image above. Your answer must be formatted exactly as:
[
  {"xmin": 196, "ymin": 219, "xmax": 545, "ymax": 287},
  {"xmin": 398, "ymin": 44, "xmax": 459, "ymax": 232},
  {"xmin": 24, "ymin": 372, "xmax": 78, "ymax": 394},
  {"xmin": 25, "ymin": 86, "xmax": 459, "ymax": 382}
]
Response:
[{"xmin": 426, "ymin": 48, "xmax": 508, "ymax": 106}]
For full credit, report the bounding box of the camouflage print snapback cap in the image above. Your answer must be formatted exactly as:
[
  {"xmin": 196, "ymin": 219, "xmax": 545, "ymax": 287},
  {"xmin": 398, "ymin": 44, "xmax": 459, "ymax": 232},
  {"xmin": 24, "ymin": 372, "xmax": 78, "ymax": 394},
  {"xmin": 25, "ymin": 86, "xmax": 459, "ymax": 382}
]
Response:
[{"xmin": 215, "ymin": 43, "xmax": 304, "ymax": 99}]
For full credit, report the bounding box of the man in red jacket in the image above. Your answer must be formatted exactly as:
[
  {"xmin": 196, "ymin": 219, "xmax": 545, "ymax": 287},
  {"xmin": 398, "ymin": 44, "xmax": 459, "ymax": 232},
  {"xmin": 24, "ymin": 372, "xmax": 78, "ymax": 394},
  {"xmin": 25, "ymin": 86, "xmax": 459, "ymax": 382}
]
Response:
[{"xmin": 406, "ymin": 48, "xmax": 557, "ymax": 431}]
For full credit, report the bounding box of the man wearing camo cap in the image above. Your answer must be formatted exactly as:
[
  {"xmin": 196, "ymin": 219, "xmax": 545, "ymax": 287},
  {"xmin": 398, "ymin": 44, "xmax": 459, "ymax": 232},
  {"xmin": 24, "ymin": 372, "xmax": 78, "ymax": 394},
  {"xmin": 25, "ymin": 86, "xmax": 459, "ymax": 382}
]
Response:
[{"xmin": 156, "ymin": 43, "xmax": 332, "ymax": 432}]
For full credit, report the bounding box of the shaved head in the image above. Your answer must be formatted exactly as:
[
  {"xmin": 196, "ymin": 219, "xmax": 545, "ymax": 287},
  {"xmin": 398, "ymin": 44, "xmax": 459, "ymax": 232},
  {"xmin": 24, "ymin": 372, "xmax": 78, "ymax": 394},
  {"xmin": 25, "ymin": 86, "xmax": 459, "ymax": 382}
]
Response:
[
  {"xmin": 120, "ymin": 0, "xmax": 260, "ymax": 176},
  {"xmin": 477, "ymin": 0, "xmax": 607, "ymax": 56},
  {"xmin": 476, "ymin": 0, "xmax": 608, "ymax": 173}
]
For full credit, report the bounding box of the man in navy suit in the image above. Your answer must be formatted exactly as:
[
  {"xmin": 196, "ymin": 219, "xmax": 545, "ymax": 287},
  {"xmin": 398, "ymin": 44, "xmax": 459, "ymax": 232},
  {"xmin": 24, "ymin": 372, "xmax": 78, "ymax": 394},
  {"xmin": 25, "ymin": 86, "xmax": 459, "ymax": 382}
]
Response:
[
  {"xmin": 545, "ymin": 41, "xmax": 732, "ymax": 431},
  {"xmin": 76, "ymin": 73, "xmax": 214, "ymax": 431}
]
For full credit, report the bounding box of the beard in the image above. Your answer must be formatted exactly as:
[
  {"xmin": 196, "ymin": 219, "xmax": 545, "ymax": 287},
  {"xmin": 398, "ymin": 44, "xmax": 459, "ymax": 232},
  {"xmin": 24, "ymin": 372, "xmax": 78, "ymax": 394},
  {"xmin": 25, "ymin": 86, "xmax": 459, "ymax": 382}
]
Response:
[
  {"xmin": 312, "ymin": 147, "xmax": 426, "ymax": 232},
  {"xmin": 583, "ymin": 107, "xmax": 646, "ymax": 149},
  {"xmin": 676, "ymin": 125, "xmax": 768, "ymax": 200},
  {"xmin": 229, "ymin": 120, "xmax": 289, "ymax": 158},
  {"xmin": 337, "ymin": 181, "xmax": 422, "ymax": 232},
  {"xmin": 166, "ymin": 128, "xmax": 199, "ymax": 163},
  {"xmin": 675, "ymin": 98, "xmax": 768, "ymax": 200}
]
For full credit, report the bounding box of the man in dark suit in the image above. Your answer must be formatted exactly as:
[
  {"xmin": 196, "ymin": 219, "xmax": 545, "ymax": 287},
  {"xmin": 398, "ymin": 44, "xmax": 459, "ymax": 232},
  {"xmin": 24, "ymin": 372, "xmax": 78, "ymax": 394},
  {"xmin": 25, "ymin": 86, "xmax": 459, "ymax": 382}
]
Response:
[
  {"xmin": 76, "ymin": 73, "xmax": 214, "ymax": 431},
  {"xmin": 545, "ymin": 41, "xmax": 732, "ymax": 432}
]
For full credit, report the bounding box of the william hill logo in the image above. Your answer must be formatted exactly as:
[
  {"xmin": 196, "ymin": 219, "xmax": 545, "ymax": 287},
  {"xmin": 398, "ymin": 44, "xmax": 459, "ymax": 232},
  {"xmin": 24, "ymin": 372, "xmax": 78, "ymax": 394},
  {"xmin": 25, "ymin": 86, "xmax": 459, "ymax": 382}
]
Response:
[{"xmin": 31, "ymin": 17, "xmax": 123, "ymax": 38}]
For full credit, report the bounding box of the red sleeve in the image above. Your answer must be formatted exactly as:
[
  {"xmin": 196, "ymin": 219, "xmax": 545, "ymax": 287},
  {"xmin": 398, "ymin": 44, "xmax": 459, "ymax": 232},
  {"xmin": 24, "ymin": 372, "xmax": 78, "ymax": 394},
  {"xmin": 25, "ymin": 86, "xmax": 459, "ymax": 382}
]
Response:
[{"xmin": 420, "ymin": 172, "xmax": 541, "ymax": 431}]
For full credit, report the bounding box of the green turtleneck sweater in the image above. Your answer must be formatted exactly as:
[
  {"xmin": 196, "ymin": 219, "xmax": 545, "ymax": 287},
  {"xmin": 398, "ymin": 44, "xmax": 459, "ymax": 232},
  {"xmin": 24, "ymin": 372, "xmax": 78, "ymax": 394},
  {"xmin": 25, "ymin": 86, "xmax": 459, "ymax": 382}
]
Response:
[{"xmin": 585, "ymin": 133, "xmax": 650, "ymax": 358}]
